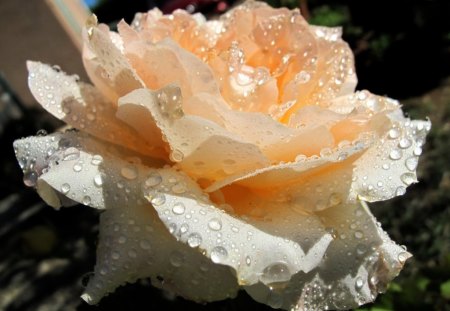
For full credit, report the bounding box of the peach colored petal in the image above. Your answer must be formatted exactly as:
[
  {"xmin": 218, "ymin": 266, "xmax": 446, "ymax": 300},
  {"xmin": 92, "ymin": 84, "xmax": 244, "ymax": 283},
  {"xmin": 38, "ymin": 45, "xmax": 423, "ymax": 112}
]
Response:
[
  {"xmin": 143, "ymin": 167, "xmax": 333, "ymax": 285},
  {"xmin": 82, "ymin": 20, "xmax": 143, "ymax": 104},
  {"xmin": 83, "ymin": 203, "xmax": 239, "ymax": 305},
  {"xmin": 117, "ymin": 87, "xmax": 270, "ymax": 180},
  {"xmin": 244, "ymin": 202, "xmax": 410, "ymax": 310},
  {"xmin": 118, "ymin": 22, "xmax": 219, "ymax": 99},
  {"xmin": 13, "ymin": 131, "xmax": 164, "ymax": 209},
  {"xmin": 27, "ymin": 61, "xmax": 165, "ymax": 158}
]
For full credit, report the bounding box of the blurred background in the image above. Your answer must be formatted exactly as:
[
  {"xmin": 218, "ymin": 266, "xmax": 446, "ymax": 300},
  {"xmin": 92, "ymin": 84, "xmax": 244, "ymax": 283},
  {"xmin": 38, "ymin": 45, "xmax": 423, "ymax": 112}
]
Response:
[{"xmin": 0, "ymin": 0, "xmax": 449, "ymax": 310}]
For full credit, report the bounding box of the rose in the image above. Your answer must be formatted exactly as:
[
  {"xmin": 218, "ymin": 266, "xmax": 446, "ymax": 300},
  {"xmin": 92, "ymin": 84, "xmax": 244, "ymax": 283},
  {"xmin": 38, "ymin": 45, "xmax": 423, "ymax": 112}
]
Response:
[{"xmin": 14, "ymin": 1, "xmax": 430, "ymax": 310}]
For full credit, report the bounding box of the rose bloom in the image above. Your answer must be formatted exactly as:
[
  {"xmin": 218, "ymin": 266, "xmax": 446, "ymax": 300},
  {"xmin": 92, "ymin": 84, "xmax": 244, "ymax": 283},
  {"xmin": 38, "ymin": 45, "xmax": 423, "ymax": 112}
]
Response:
[{"xmin": 14, "ymin": 1, "xmax": 430, "ymax": 310}]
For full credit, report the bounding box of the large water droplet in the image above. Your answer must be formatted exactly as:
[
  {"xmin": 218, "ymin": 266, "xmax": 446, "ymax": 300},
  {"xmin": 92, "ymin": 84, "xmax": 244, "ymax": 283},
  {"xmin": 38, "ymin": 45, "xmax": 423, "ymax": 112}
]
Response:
[
  {"xmin": 401, "ymin": 173, "xmax": 415, "ymax": 186},
  {"xmin": 211, "ymin": 246, "xmax": 228, "ymax": 263},
  {"xmin": 23, "ymin": 171, "xmax": 38, "ymax": 187},
  {"xmin": 121, "ymin": 165, "xmax": 138, "ymax": 180},
  {"xmin": 150, "ymin": 193, "xmax": 166, "ymax": 206},
  {"xmin": 259, "ymin": 262, "xmax": 291, "ymax": 284},
  {"xmin": 187, "ymin": 232, "xmax": 202, "ymax": 248},
  {"xmin": 91, "ymin": 155, "xmax": 103, "ymax": 166},
  {"xmin": 94, "ymin": 174, "xmax": 103, "ymax": 187},
  {"xmin": 145, "ymin": 173, "xmax": 162, "ymax": 187},
  {"xmin": 355, "ymin": 277, "xmax": 364, "ymax": 290},
  {"xmin": 172, "ymin": 202, "xmax": 186, "ymax": 215},
  {"xmin": 82, "ymin": 195, "xmax": 91, "ymax": 205},
  {"xmin": 208, "ymin": 218, "xmax": 222, "ymax": 231},
  {"xmin": 405, "ymin": 157, "xmax": 418, "ymax": 171},
  {"xmin": 398, "ymin": 138, "xmax": 412, "ymax": 149},
  {"xmin": 61, "ymin": 183, "xmax": 70, "ymax": 194},
  {"xmin": 170, "ymin": 149, "xmax": 184, "ymax": 162},
  {"xmin": 389, "ymin": 149, "xmax": 402, "ymax": 160},
  {"xmin": 63, "ymin": 147, "xmax": 80, "ymax": 161}
]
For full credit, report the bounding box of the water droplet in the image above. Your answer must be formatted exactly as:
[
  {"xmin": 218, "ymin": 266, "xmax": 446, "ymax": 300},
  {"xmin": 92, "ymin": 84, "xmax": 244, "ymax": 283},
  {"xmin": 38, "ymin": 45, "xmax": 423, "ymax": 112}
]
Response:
[
  {"xmin": 295, "ymin": 71, "xmax": 311, "ymax": 84},
  {"xmin": 139, "ymin": 239, "xmax": 151, "ymax": 250},
  {"xmin": 398, "ymin": 251, "xmax": 409, "ymax": 263},
  {"xmin": 91, "ymin": 155, "xmax": 103, "ymax": 165},
  {"xmin": 82, "ymin": 195, "xmax": 91, "ymax": 205},
  {"xmin": 94, "ymin": 175, "xmax": 103, "ymax": 187},
  {"xmin": 73, "ymin": 162, "xmax": 83, "ymax": 172},
  {"xmin": 396, "ymin": 186, "xmax": 406, "ymax": 196},
  {"xmin": 211, "ymin": 246, "xmax": 228, "ymax": 263},
  {"xmin": 150, "ymin": 193, "xmax": 166, "ymax": 206},
  {"xmin": 23, "ymin": 171, "xmax": 38, "ymax": 187},
  {"xmin": 401, "ymin": 173, "xmax": 415, "ymax": 185},
  {"xmin": 354, "ymin": 231, "xmax": 363, "ymax": 239},
  {"xmin": 260, "ymin": 262, "xmax": 291, "ymax": 284},
  {"xmin": 121, "ymin": 165, "xmax": 137, "ymax": 180},
  {"xmin": 61, "ymin": 183, "xmax": 70, "ymax": 194},
  {"xmin": 180, "ymin": 223, "xmax": 189, "ymax": 234},
  {"xmin": 413, "ymin": 147, "xmax": 422, "ymax": 156},
  {"xmin": 405, "ymin": 157, "xmax": 418, "ymax": 171},
  {"xmin": 355, "ymin": 277, "xmax": 364, "ymax": 290},
  {"xmin": 170, "ymin": 149, "xmax": 184, "ymax": 162},
  {"xmin": 145, "ymin": 173, "xmax": 162, "ymax": 187},
  {"xmin": 208, "ymin": 218, "xmax": 222, "ymax": 231},
  {"xmin": 172, "ymin": 202, "xmax": 186, "ymax": 215},
  {"xmin": 171, "ymin": 183, "xmax": 186, "ymax": 194},
  {"xmin": 356, "ymin": 243, "xmax": 367, "ymax": 256},
  {"xmin": 245, "ymin": 256, "xmax": 251, "ymax": 266},
  {"xmin": 187, "ymin": 232, "xmax": 202, "ymax": 248},
  {"xmin": 63, "ymin": 147, "xmax": 80, "ymax": 161},
  {"xmin": 388, "ymin": 128, "xmax": 400, "ymax": 139},
  {"xmin": 170, "ymin": 251, "xmax": 184, "ymax": 267},
  {"xmin": 118, "ymin": 236, "xmax": 127, "ymax": 244},
  {"xmin": 382, "ymin": 163, "xmax": 390, "ymax": 170},
  {"xmin": 389, "ymin": 149, "xmax": 402, "ymax": 160},
  {"xmin": 398, "ymin": 138, "xmax": 412, "ymax": 149}
]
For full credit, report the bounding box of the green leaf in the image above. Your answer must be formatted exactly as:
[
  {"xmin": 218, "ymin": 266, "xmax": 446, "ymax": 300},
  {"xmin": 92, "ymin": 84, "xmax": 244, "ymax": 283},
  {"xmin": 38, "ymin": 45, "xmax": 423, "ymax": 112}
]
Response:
[{"xmin": 440, "ymin": 280, "xmax": 450, "ymax": 299}]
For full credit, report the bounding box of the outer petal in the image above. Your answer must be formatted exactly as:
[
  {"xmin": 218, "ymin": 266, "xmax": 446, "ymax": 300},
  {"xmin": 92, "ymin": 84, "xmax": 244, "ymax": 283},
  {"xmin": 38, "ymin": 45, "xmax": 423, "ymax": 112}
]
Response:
[
  {"xmin": 351, "ymin": 112, "xmax": 431, "ymax": 202},
  {"xmin": 13, "ymin": 132, "xmax": 239, "ymax": 304},
  {"xmin": 117, "ymin": 87, "xmax": 271, "ymax": 180},
  {"xmin": 83, "ymin": 203, "xmax": 239, "ymax": 304},
  {"xmin": 142, "ymin": 167, "xmax": 334, "ymax": 286},
  {"xmin": 13, "ymin": 131, "xmax": 164, "ymax": 209},
  {"xmin": 244, "ymin": 202, "xmax": 410, "ymax": 310},
  {"xmin": 27, "ymin": 61, "xmax": 165, "ymax": 158}
]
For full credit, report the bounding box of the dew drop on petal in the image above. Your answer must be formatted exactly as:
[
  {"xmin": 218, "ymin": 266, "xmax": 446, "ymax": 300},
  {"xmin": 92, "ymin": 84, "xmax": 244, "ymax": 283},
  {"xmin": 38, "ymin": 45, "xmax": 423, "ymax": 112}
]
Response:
[
  {"xmin": 405, "ymin": 157, "xmax": 418, "ymax": 171},
  {"xmin": 73, "ymin": 162, "xmax": 83, "ymax": 172},
  {"xmin": 91, "ymin": 155, "xmax": 103, "ymax": 166},
  {"xmin": 61, "ymin": 183, "xmax": 70, "ymax": 194},
  {"xmin": 208, "ymin": 218, "xmax": 222, "ymax": 231},
  {"xmin": 172, "ymin": 202, "xmax": 186, "ymax": 215},
  {"xmin": 398, "ymin": 252, "xmax": 409, "ymax": 263},
  {"xmin": 23, "ymin": 171, "xmax": 38, "ymax": 187},
  {"xmin": 63, "ymin": 147, "xmax": 80, "ymax": 161},
  {"xmin": 398, "ymin": 138, "xmax": 412, "ymax": 149},
  {"xmin": 150, "ymin": 193, "xmax": 166, "ymax": 206},
  {"xmin": 401, "ymin": 173, "xmax": 415, "ymax": 186},
  {"xmin": 259, "ymin": 262, "xmax": 291, "ymax": 284},
  {"xmin": 396, "ymin": 186, "xmax": 407, "ymax": 196},
  {"xmin": 82, "ymin": 195, "xmax": 91, "ymax": 205},
  {"xmin": 355, "ymin": 277, "xmax": 364, "ymax": 290},
  {"xmin": 94, "ymin": 174, "xmax": 103, "ymax": 187},
  {"xmin": 388, "ymin": 128, "xmax": 400, "ymax": 139},
  {"xmin": 187, "ymin": 232, "xmax": 202, "ymax": 248},
  {"xmin": 389, "ymin": 149, "xmax": 403, "ymax": 160},
  {"xmin": 121, "ymin": 165, "xmax": 138, "ymax": 180},
  {"xmin": 145, "ymin": 173, "xmax": 162, "ymax": 187},
  {"xmin": 211, "ymin": 246, "xmax": 228, "ymax": 263}
]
